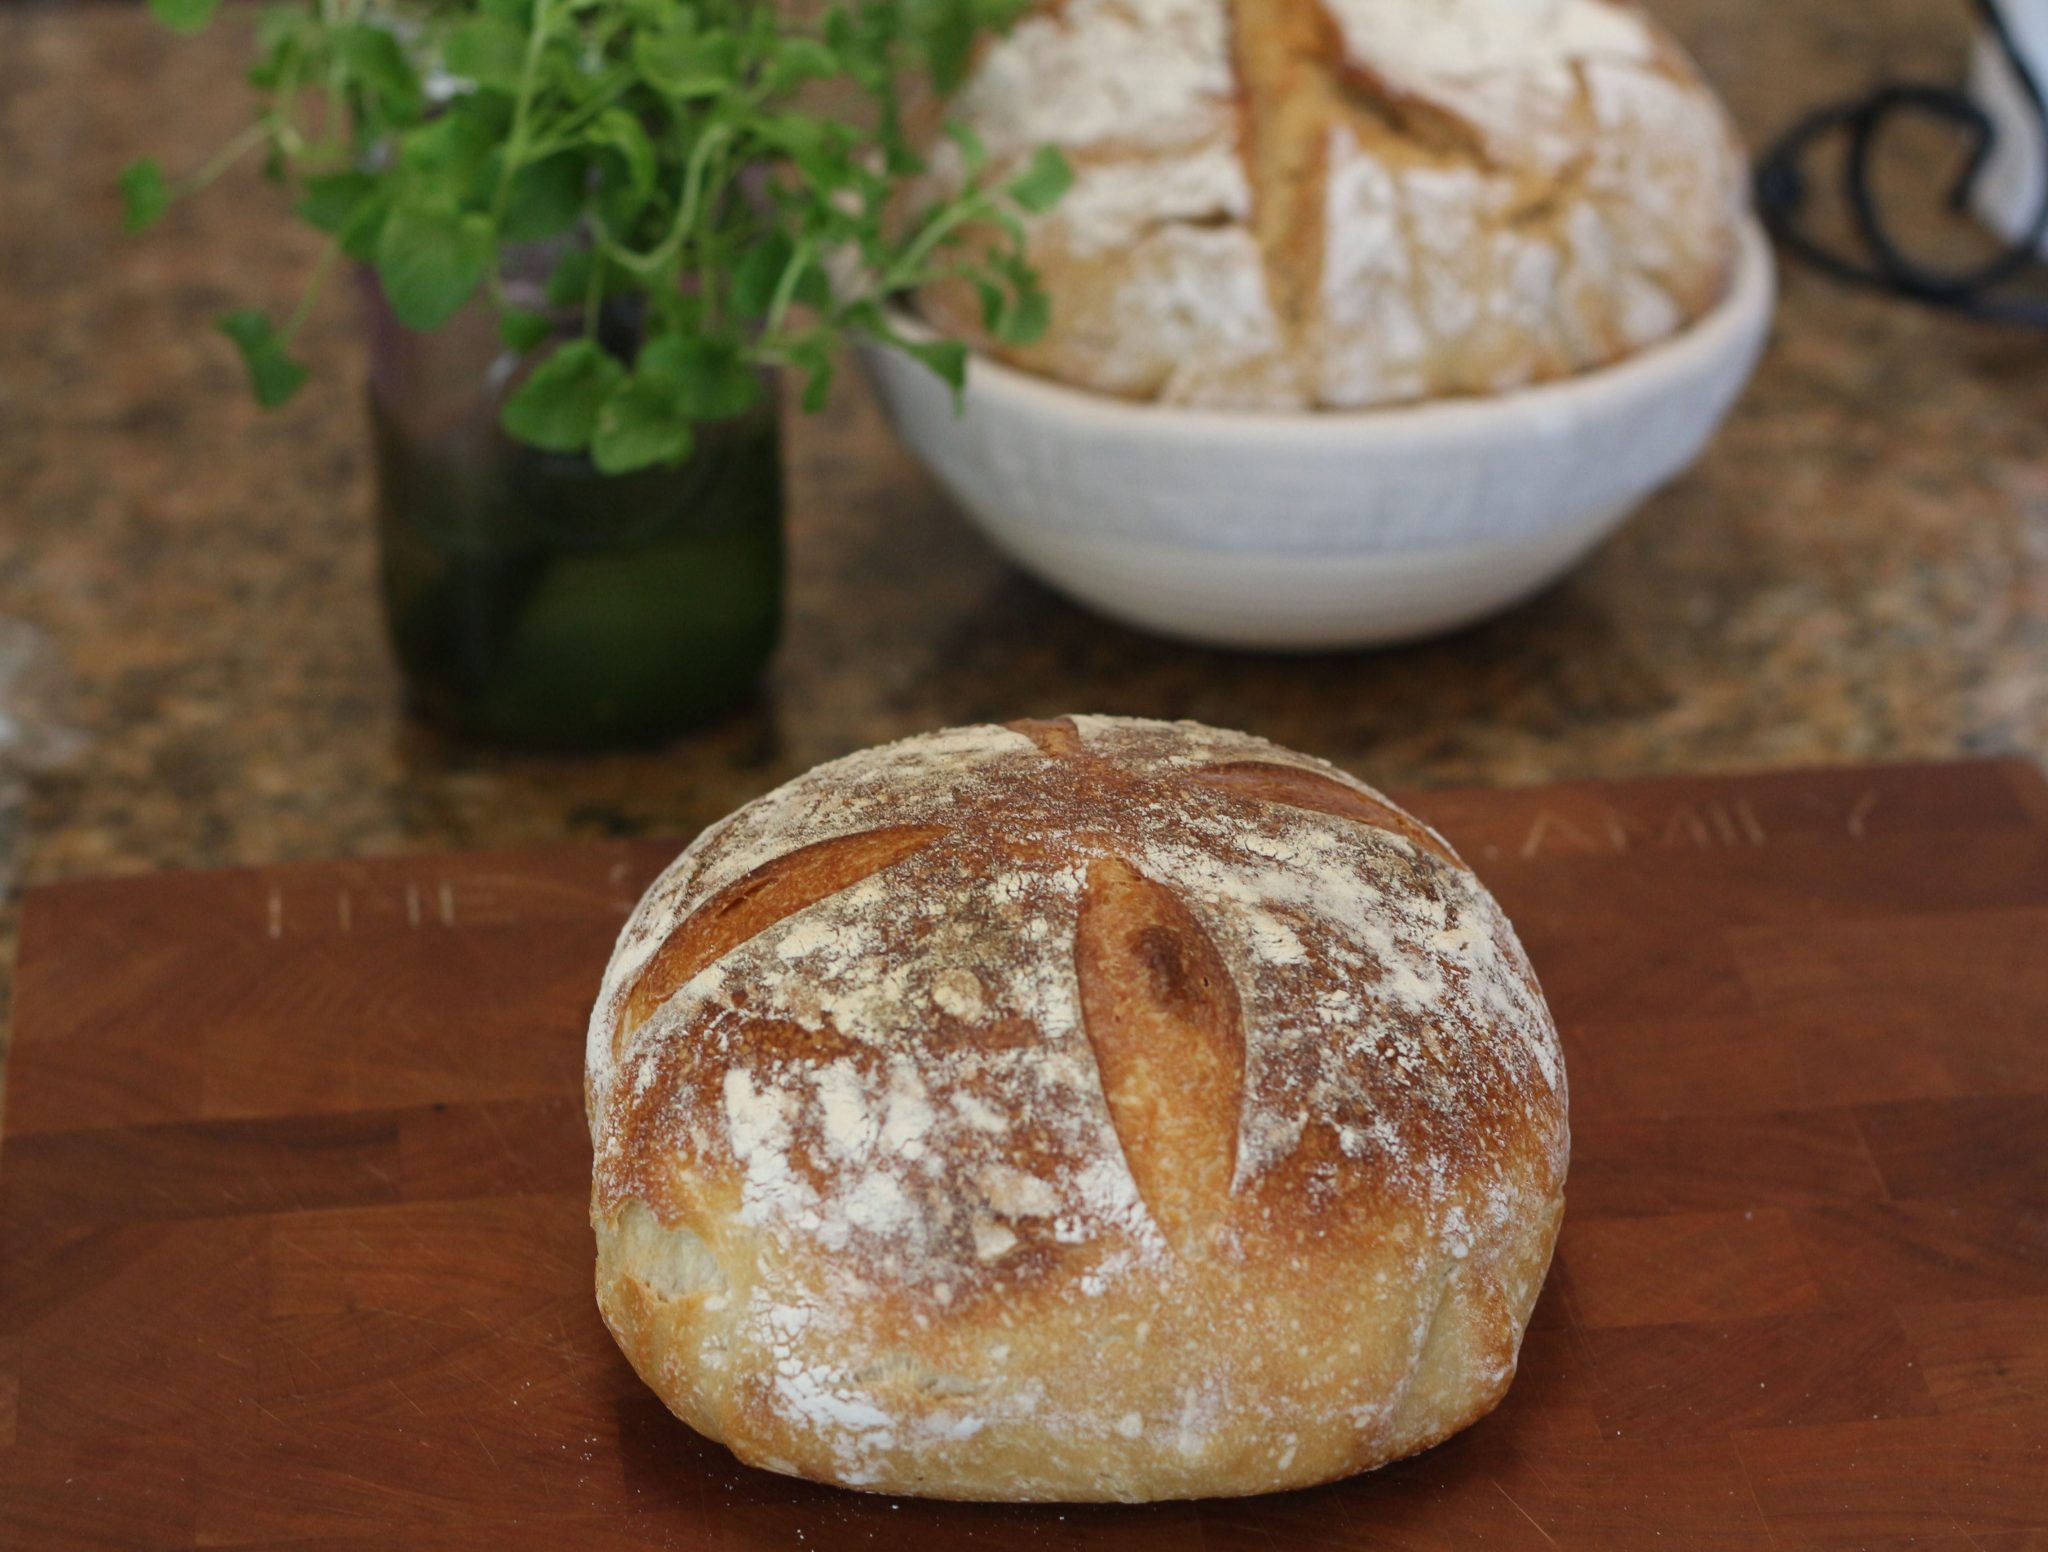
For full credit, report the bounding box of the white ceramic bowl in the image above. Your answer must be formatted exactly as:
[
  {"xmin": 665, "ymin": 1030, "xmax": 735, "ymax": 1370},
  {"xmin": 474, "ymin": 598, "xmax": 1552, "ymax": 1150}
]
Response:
[{"xmin": 859, "ymin": 216, "xmax": 1776, "ymax": 650}]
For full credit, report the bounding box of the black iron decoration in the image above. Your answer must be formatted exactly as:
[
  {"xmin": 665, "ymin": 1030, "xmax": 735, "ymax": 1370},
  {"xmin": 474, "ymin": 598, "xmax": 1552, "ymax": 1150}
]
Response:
[{"xmin": 1755, "ymin": 0, "xmax": 2048, "ymax": 324}]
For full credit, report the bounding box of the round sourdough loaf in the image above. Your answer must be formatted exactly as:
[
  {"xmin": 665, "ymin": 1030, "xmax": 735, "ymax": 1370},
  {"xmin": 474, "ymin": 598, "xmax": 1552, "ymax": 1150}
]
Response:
[
  {"xmin": 914, "ymin": 0, "xmax": 1745, "ymax": 410},
  {"xmin": 587, "ymin": 716, "xmax": 1568, "ymax": 1501}
]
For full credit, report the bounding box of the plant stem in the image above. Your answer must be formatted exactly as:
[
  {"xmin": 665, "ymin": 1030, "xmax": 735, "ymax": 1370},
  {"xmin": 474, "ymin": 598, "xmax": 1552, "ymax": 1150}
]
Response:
[
  {"xmin": 269, "ymin": 32, "xmax": 312, "ymax": 159},
  {"xmin": 283, "ymin": 239, "xmax": 342, "ymax": 343},
  {"xmin": 879, "ymin": 192, "xmax": 990, "ymax": 294},
  {"xmin": 763, "ymin": 236, "xmax": 814, "ymax": 337},
  {"xmin": 676, "ymin": 122, "xmax": 733, "ymax": 257},
  {"xmin": 178, "ymin": 121, "xmax": 275, "ymax": 197},
  {"xmin": 584, "ymin": 244, "xmax": 605, "ymax": 337},
  {"xmin": 527, "ymin": 74, "xmax": 636, "ymax": 153},
  {"xmin": 601, "ymin": 121, "xmax": 733, "ymax": 278},
  {"xmin": 492, "ymin": 0, "xmax": 555, "ymax": 230}
]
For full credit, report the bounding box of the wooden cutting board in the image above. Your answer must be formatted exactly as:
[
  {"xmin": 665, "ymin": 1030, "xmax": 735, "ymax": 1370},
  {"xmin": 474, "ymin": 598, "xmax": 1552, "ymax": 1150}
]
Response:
[{"xmin": 4, "ymin": 761, "xmax": 2046, "ymax": 1550}]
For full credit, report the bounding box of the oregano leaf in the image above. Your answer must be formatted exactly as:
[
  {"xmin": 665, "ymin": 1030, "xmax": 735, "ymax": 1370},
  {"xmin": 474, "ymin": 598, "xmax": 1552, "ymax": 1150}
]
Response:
[
  {"xmin": 148, "ymin": 0, "xmax": 221, "ymax": 36},
  {"xmin": 917, "ymin": 0, "xmax": 977, "ymax": 94},
  {"xmin": 973, "ymin": 277, "xmax": 1004, "ymax": 333},
  {"xmin": 758, "ymin": 120, "xmax": 839, "ymax": 185},
  {"xmin": 639, "ymin": 335, "xmax": 761, "ymax": 420},
  {"xmin": 501, "ymin": 340, "xmax": 625, "ymax": 451},
  {"xmin": 907, "ymin": 337, "xmax": 969, "ymax": 396},
  {"xmin": 120, "ymin": 159, "xmax": 171, "ymax": 234},
  {"xmin": 375, "ymin": 197, "xmax": 493, "ymax": 331},
  {"xmin": 943, "ymin": 120, "xmax": 987, "ymax": 179},
  {"xmin": 501, "ymin": 308, "xmax": 556, "ymax": 354},
  {"xmin": 252, "ymin": 3, "xmax": 308, "ymax": 53},
  {"xmin": 590, "ymin": 107, "xmax": 657, "ymax": 199},
  {"xmin": 297, "ymin": 173, "xmax": 390, "ymax": 261},
  {"xmin": 794, "ymin": 345, "xmax": 837, "ymax": 413},
  {"xmin": 841, "ymin": 298, "xmax": 885, "ymax": 335},
  {"xmin": 296, "ymin": 171, "xmax": 370, "ymax": 234},
  {"xmin": 544, "ymin": 248, "xmax": 597, "ymax": 309},
  {"xmin": 788, "ymin": 257, "xmax": 832, "ymax": 310},
  {"xmin": 397, "ymin": 98, "xmax": 504, "ymax": 200},
  {"xmin": 765, "ymin": 36, "xmax": 838, "ymax": 92},
  {"xmin": 731, "ymin": 233, "xmax": 795, "ymax": 318},
  {"xmin": 499, "ymin": 152, "xmax": 587, "ymax": 242},
  {"xmin": 591, "ymin": 374, "xmax": 696, "ymax": 474},
  {"xmin": 998, "ymin": 283, "xmax": 1050, "ymax": 345},
  {"xmin": 442, "ymin": 18, "xmax": 530, "ymax": 90},
  {"xmin": 341, "ymin": 25, "xmax": 424, "ymax": 121},
  {"xmin": 633, "ymin": 30, "xmax": 739, "ymax": 98},
  {"xmin": 215, "ymin": 309, "xmax": 308, "ymax": 408},
  {"xmin": 1006, "ymin": 144, "xmax": 1072, "ymax": 215}
]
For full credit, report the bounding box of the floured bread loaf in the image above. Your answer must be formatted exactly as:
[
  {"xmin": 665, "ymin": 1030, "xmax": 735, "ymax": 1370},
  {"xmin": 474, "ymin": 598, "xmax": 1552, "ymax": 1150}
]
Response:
[
  {"xmin": 916, "ymin": 0, "xmax": 1746, "ymax": 409},
  {"xmin": 587, "ymin": 716, "xmax": 1568, "ymax": 1501}
]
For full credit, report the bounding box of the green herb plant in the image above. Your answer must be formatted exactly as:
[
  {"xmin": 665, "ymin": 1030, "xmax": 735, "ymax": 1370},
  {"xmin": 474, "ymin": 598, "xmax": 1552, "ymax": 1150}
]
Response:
[{"xmin": 124, "ymin": 0, "xmax": 1068, "ymax": 473}]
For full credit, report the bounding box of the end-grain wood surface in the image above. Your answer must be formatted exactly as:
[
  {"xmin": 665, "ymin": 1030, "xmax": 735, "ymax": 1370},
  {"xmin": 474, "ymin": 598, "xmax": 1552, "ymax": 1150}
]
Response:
[{"xmin": 3, "ymin": 761, "xmax": 2046, "ymax": 1548}]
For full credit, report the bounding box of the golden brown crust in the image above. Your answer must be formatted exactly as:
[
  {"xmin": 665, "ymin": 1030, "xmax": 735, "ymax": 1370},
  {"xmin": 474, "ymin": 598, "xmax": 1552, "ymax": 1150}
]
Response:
[{"xmin": 587, "ymin": 716, "xmax": 1567, "ymax": 1500}]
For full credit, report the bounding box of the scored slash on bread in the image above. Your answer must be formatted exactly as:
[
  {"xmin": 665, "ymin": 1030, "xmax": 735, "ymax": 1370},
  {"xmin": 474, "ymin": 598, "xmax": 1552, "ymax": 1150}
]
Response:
[
  {"xmin": 1072, "ymin": 852, "xmax": 1245, "ymax": 1253},
  {"xmin": 1190, "ymin": 759, "xmax": 1464, "ymax": 868},
  {"xmin": 586, "ymin": 716, "xmax": 1567, "ymax": 1501},
  {"xmin": 618, "ymin": 825, "xmax": 947, "ymax": 1048}
]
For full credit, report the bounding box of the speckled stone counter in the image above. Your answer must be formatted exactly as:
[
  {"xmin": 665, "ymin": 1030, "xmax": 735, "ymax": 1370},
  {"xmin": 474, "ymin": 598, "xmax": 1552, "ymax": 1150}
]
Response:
[{"xmin": 2, "ymin": 1, "xmax": 2046, "ymax": 1071}]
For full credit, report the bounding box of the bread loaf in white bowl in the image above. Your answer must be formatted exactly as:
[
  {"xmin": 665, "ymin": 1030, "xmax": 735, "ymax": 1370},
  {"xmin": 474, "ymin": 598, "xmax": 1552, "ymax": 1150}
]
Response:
[
  {"xmin": 917, "ymin": 0, "xmax": 1748, "ymax": 411},
  {"xmin": 862, "ymin": 0, "xmax": 1773, "ymax": 649},
  {"xmin": 588, "ymin": 716, "xmax": 1568, "ymax": 1502}
]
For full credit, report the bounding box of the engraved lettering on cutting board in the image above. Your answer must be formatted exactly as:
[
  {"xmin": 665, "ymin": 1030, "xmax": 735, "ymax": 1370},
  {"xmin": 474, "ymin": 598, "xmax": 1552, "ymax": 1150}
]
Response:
[
  {"xmin": 618, "ymin": 716, "xmax": 1466, "ymax": 1250},
  {"xmin": 258, "ymin": 867, "xmax": 656, "ymax": 941},
  {"xmin": 1519, "ymin": 800, "xmax": 1774, "ymax": 858},
  {"xmin": 1519, "ymin": 811, "xmax": 1601, "ymax": 861},
  {"xmin": 259, "ymin": 877, "xmax": 520, "ymax": 939},
  {"xmin": 1736, "ymin": 799, "xmax": 1767, "ymax": 844}
]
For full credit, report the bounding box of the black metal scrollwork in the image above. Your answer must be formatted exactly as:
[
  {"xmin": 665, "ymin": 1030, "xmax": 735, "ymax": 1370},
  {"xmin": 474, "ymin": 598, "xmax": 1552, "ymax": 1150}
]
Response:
[{"xmin": 1754, "ymin": 0, "xmax": 2048, "ymax": 324}]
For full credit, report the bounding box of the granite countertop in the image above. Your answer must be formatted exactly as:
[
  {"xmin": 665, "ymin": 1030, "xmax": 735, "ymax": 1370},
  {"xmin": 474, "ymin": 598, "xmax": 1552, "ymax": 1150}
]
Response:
[{"xmin": 1, "ymin": 1, "xmax": 2045, "ymax": 1053}]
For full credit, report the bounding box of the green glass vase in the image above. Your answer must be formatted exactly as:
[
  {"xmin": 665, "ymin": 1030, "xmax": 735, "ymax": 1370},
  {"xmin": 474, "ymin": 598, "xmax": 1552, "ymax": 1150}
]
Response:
[{"xmin": 364, "ymin": 279, "xmax": 783, "ymax": 751}]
